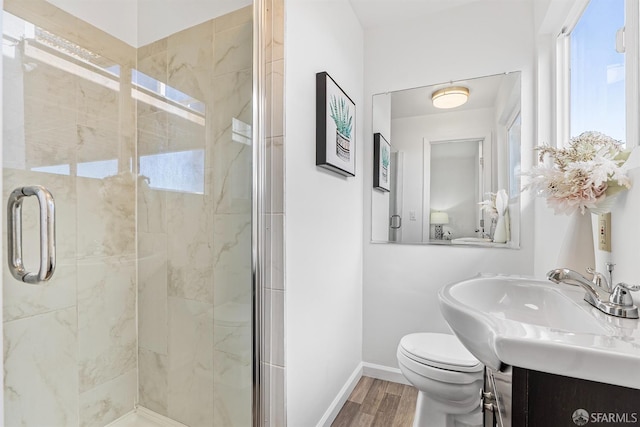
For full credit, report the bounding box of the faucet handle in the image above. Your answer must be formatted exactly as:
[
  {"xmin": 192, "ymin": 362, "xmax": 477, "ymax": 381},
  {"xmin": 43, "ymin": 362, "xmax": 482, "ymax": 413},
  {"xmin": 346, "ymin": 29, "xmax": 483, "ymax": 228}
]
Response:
[
  {"xmin": 617, "ymin": 282, "xmax": 640, "ymax": 292},
  {"xmin": 610, "ymin": 282, "xmax": 640, "ymax": 307},
  {"xmin": 587, "ymin": 267, "xmax": 611, "ymax": 292}
]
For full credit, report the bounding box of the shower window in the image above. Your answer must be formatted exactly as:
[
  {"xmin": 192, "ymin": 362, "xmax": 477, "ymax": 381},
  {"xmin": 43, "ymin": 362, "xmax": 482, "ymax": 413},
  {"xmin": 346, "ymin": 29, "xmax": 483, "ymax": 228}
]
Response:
[
  {"xmin": 139, "ymin": 149, "xmax": 205, "ymax": 194},
  {"xmin": 132, "ymin": 69, "xmax": 206, "ymax": 115}
]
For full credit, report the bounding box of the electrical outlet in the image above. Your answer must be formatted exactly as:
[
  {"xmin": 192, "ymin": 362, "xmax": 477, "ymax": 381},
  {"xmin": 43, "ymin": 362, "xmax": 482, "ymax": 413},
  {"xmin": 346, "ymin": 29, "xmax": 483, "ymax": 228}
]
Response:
[{"xmin": 598, "ymin": 213, "xmax": 611, "ymax": 252}]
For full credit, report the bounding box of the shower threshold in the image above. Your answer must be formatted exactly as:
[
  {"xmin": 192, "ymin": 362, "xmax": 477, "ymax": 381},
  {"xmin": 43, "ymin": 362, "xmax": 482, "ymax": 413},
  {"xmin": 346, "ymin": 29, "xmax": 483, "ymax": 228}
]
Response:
[{"xmin": 106, "ymin": 407, "xmax": 188, "ymax": 427}]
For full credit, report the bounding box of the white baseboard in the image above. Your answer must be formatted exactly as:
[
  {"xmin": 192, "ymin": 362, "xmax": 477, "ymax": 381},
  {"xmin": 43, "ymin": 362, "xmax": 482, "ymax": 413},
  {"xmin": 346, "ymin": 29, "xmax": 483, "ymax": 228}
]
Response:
[
  {"xmin": 362, "ymin": 362, "xmax": 410, "ymax": 385},
  {"xmin": 317, "ymin": 363, "xmax": 364, "ymax": 427}
]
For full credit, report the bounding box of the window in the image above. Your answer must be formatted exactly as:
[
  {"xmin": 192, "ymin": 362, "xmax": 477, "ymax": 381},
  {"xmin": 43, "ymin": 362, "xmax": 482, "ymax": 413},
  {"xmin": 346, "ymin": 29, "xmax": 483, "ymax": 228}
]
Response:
[{"xmin": 569, "ymin": 0, "xmax": 626, "ymax": 142}]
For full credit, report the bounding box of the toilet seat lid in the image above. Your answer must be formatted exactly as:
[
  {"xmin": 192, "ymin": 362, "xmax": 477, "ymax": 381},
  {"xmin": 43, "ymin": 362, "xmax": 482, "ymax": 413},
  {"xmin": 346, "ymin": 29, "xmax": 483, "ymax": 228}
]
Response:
[{"xmin": 399, "ymin": 333, "xmax": 482, "ymax": 372}]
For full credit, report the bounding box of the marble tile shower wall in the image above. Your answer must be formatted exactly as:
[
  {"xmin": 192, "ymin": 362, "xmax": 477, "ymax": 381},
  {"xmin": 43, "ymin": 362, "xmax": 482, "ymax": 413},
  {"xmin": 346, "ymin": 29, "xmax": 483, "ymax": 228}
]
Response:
[
  {"xmin": 2, "ymin": 2, "xmax": 137, "ymax": 425},
  {"xmin": 136, "ymin": 6, "xmax": 254, "ymax": 427},
  {"xmin": 263, "ymin": 0, "xmax": 286, "ymax": 425}
]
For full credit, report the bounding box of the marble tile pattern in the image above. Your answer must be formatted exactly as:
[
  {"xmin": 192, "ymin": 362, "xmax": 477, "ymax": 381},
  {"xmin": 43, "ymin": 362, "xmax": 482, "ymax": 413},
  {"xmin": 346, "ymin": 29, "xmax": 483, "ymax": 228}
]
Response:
[
  {"xmin": 4, "ymin": 308, "xmax": 79, "ymax": 426},
  {"xmin": 262, "ymin": 0, "xmax": 287, "ymax": 424},
  {"xmin": 136, "ymin": 5, "xmax": 254, "ymax": 426},
  {"xmin": 77, "ymin": 255, "xmax": 137, "ymax": 394}
]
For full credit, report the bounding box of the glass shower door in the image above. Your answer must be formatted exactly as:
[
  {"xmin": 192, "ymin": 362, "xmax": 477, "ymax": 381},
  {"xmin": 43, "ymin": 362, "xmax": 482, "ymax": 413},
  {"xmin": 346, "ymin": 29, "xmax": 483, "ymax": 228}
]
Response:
[
  {"xmin": 2, "ymin": 0, "xmax": 254, "ymax": 425},
  {"xmin": 2, "ymin": 2, "xmax": 138, "ymax": 425}
]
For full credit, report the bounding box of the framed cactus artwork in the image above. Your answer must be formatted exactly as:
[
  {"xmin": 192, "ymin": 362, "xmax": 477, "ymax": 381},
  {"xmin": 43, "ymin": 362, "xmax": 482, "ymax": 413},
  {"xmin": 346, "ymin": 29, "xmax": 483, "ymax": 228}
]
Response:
[
  {"xmin": 316, "ymin": 71, "xmax": 356, "ymax": 176},
  {"xmin": 373, "ymin": 133, "xmax": 391, "ymax": 192}
]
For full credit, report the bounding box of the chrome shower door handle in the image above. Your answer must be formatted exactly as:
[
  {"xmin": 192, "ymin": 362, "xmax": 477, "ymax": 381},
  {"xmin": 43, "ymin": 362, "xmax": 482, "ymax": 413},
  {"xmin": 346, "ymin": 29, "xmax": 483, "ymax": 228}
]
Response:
[{"xmin": 7, "ymin": 186, "xmax": 56, "ymax": 284}]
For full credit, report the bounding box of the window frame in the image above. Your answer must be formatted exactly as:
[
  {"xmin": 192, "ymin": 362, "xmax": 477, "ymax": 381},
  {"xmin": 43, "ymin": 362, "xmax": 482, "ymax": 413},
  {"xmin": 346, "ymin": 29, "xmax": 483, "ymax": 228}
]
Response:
[{"xmin": 506, "ymin": 110, "xmax": 522, "ymax": 200}]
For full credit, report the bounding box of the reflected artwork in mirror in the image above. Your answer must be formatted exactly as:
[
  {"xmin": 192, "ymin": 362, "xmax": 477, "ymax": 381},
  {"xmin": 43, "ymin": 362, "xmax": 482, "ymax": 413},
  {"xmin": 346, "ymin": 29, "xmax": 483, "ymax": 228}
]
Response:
[{"xmin": 371, "ymin": 72, "xmax": 521, "ymax": 248}]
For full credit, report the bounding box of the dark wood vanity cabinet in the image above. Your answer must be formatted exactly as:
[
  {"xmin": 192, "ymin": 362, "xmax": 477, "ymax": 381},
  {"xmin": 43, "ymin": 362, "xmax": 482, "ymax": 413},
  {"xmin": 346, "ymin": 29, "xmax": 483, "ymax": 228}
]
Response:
[{"xmin": 485, "ymin": 367, "xmax": 640, "ymax": 427}]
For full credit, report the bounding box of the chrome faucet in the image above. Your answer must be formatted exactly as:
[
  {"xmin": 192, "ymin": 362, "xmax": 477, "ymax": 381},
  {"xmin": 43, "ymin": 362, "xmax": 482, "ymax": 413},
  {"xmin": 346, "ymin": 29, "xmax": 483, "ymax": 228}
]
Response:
[
  {"xmin": 475, "ymin": 219, "xmax": 491, "ymax": 239},
  {"xmin": 547, "ymin": 268, "xmax": 640, "ymax": 319}
]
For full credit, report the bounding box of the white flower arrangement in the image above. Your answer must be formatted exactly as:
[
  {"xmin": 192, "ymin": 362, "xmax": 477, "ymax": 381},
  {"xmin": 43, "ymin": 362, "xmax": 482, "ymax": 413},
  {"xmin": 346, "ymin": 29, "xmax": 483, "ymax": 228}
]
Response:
[
  {"xmin": 524, "ymin": 131, "xmax": 631, "ymax": 215},
  {"xmin": 479, "ymin": 192, "xmax": 499, "ymax": 219}
]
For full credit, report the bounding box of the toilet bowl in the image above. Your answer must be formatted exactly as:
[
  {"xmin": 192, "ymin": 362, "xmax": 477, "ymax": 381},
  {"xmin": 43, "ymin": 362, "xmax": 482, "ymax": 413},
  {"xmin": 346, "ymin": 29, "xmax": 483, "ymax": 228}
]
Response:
[{"xmin": 397, "ymin": 333, "xmax": 484, "ymax": 427}]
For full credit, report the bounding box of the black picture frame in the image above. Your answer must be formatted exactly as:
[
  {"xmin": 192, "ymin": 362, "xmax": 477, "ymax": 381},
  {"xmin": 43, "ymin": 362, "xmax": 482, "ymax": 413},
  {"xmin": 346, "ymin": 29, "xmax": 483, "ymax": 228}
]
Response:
[
  {"xmin": 316, "ymin": 71, "xmax": 356, "ymax": 176},
  {"xmin": 373, "ymin": 133, "xmax": 391, "ymax": 192}
]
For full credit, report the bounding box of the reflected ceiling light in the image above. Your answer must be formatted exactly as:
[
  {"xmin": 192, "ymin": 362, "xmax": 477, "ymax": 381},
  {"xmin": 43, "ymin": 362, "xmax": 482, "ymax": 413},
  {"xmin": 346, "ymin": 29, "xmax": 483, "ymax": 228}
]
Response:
[{"xmin": 431, "ymin": 86, "xmax": 469, "ymax": 109}]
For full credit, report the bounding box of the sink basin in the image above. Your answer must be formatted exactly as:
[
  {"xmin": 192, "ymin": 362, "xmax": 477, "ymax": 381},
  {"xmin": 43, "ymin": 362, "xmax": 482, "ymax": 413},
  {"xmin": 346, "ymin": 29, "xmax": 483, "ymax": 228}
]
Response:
[
  {"xmin": 445, "ymin": 276, "xmax": 607, "ymax": 334},
  {"xmin": 450, "ymin": 237, "xmax": 507, "ymax": 246},
  {"xmin": 438, "ymin": 274, "xmax": 640, "ymax": 390}
]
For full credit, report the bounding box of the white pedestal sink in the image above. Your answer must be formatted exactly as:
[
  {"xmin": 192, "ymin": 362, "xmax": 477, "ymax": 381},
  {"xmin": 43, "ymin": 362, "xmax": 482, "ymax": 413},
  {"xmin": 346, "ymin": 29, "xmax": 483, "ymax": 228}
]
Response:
[{"xmin": 438, "ymin": 274, "xmax": 640, "ymax": 390}]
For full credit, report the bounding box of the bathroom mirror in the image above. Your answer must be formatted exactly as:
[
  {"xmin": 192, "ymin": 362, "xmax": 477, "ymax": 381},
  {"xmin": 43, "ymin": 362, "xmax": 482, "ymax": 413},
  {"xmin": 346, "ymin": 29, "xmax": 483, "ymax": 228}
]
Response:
[{"xmin": 371, "ymin": 72, "xmax": 521, "ymax": 248}]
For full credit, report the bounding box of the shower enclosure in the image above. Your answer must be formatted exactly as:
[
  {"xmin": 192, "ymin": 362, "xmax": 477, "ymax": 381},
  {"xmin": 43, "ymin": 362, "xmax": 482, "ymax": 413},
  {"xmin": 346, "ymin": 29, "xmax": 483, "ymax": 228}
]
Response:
[{"xmin": 1, "ymin": 0, "xmax": 263, "ymax": 425}]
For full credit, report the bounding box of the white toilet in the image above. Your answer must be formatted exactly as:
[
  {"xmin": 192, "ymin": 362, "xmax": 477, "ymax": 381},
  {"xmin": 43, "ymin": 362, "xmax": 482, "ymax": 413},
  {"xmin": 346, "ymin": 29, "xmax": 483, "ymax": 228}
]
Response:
[{"xmin": 397, "ymin": 332, "xmax": 484, "ymax": 427}]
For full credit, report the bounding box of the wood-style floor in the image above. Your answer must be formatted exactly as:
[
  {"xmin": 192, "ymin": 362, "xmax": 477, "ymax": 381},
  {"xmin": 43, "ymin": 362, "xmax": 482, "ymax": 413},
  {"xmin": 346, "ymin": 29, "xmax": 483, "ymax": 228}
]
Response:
[{"xmin": 331, "ymin": 376, "xmax": 418, "ymax": 427}]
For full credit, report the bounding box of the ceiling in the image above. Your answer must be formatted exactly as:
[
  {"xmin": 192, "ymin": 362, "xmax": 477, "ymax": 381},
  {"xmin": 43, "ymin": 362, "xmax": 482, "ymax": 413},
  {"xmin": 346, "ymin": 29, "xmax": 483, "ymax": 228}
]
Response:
[
  {"xmin": 348, "ymin": 0, "xmax": 483, "ymax": 29},
  {"xmin": 46, "ymin": 0, "xmax": 252, "ymax": 47},
  {"xmin": 389, "ymin": 73, "xmax": 511, "ymax": 119}
]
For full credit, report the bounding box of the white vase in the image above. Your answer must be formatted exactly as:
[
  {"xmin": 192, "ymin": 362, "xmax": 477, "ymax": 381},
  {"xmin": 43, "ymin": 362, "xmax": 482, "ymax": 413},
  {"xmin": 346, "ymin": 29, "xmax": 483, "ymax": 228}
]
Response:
[
  {"xmin": 493, "ymin": 215, "xmax": 507, "ymax": 243},
  {"xmin": 557, "ymin": 211, "xmax": 595, "ymax": 274},
  {"xmin": 590, "ymin": 193, "xmax": 619, "ymax": 215}
]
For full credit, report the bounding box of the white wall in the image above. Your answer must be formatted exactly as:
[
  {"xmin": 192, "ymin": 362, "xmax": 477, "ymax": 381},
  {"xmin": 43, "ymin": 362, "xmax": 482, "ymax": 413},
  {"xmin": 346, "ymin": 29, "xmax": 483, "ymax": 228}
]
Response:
[
  {"xmin": 284, "ymin": 0, "xmax": 364, "ymax": 425},
  {"xmin": 46, "ymin": 0, "xmax": 138, "ymax": 45},
  {"xmin": 137, "ymin": 0, "xmax": 252, "ymax": 46},
  {"xmin": 363, "ymin": 0, "xmax": 536, "ymax": 368}
]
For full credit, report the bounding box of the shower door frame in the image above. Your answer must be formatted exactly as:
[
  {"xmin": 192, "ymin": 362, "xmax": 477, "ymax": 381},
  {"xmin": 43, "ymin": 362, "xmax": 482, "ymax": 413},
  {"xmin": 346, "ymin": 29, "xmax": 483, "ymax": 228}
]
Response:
[
  {"xmin": 0, "ymin": 0, "xmax": 6, "ymax": 421},
  {"xmin": 252, "ymin": 0, "xmax": 266, "ymax": 425}
]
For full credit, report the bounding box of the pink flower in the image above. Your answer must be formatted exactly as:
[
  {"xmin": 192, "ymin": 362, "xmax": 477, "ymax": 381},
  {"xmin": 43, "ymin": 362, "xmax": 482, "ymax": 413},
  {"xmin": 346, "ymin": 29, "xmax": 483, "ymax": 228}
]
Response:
[{"xmin": 524, "ymin": 131, "xmax": 631, "ymax": 215}]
